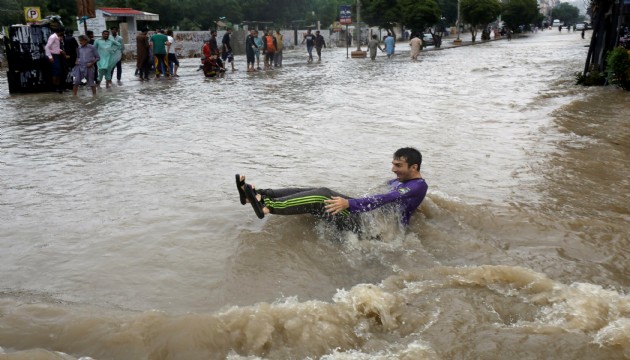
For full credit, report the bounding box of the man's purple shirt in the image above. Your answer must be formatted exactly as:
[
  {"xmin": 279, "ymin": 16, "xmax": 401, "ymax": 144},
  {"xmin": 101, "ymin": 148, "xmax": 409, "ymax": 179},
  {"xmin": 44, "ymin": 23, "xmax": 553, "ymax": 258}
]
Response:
[{"xmin": 347, "ymin": 178, "xmax": 428, "ymax": 226}]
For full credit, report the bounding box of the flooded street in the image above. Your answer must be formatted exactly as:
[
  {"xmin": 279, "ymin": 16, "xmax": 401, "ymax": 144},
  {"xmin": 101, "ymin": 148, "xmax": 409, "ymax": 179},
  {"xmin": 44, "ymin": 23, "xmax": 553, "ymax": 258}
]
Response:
[{"xmin": 1, "ymin": 30, "xmax": 630, "ymax": 359}]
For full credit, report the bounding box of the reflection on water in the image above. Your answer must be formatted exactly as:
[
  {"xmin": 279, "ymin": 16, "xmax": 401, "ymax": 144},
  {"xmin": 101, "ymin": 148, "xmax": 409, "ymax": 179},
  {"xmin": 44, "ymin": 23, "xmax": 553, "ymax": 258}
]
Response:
[{"xmin": 1, "ymin": 31, "xmax": 630, "ymax": 359}]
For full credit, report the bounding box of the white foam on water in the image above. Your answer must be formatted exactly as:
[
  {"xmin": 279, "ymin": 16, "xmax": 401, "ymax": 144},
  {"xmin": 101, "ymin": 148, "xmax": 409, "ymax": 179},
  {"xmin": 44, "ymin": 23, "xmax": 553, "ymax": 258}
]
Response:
[{"xmin": 435, "ymin": 265, "xmax": 630, "ymax": 348}]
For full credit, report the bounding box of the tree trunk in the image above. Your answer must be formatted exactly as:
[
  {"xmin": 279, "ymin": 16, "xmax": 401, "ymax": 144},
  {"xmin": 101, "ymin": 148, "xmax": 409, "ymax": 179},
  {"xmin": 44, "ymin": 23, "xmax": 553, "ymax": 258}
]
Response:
[
  {"xmin": 470, "ymin": 26, "xmax": 477, "ymax": 42},
  {"xmin": 388, "ymin": 27, "xmax": 397, "ymax": 41},
  {"xmin": 432, "ymin": 30, "xmax": 443, "ymax": 48},
  {"xmin": 583, "ymin": 0, "xmax": 624, "ymax": 76}
]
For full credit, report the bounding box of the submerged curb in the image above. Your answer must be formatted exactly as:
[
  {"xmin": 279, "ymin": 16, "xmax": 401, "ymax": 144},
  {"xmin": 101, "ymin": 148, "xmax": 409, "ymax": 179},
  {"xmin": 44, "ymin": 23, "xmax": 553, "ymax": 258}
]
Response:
[{"xmin": 423, "ymin": 35, "xmax": 512, "ymax": 52}]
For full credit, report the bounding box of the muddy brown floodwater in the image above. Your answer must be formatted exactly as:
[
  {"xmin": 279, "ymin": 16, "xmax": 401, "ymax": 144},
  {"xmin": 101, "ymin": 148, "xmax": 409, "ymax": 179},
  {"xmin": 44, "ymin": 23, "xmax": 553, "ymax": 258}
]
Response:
[{"xmin": 1, "ymin": 30, "xmax": 630, "ymax": 359}]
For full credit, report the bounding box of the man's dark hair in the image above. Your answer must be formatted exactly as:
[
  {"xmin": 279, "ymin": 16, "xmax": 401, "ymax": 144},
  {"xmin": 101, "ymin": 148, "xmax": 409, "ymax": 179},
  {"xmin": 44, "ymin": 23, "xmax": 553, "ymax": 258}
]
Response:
[{"xmin": 394, "ymin": 147, "xmax": 422, "ymax": 170}]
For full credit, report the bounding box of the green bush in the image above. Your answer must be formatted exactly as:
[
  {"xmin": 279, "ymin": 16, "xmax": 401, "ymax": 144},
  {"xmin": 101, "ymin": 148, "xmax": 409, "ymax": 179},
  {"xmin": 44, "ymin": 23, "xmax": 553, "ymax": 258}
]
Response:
[
  {"xmin": 605, "ymin": 47, "xmax": 630, "ymax": 90},
  {"xmin": 575, "ymin": 65, "xmax": 606, "ymax": 86}
]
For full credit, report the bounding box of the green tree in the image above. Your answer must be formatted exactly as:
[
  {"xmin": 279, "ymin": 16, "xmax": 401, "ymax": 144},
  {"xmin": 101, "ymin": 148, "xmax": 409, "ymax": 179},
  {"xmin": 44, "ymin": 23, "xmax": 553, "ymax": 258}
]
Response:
[
  {"xmin": 97, "ymin": 0, "xmax": 150, "ymax": 10},
  {"xmin": 399, "ymin": 0, "xmax": 441, "ymax": 36},
  {"xmin": 437, "ymin": 0, "xmax": 458, "ymax": 24},
  {"xmin": 501, "ymin": 0, "xmax": 539, "ymax": 30},
  {"xmin": 0, "ymin": 0, "xmax": 77, "ymax": 28},
  {"xmin": 312, "ymin": 0, "xmax": 345, "ymax": 27},
  {"xmin": 90, "ymin": 0, "xmax": 364, "ymax": 30},
  {"xmin": 605, "ymin": 46, "xmax": 630, "ymax": 90},
  {"xmin": 581, "ymin": 0, "xmax": 628, "ymax": 90},
  {"xmin": 460, "ymin": 0, "xmax": 501, "ymax": 42},
  {"xmin": 46, "ymin": 0, "xmax": 78, "ymax": 29},
  {"xmin": 550, "ymin": 2, "xmax": 579, "ymax": 25},
  {"xmin": 178, "ymin": 17, "xmax": 201, "ymax": 31},
  {"xmin": 0, "ymin": 0, "xmax": 22, "ymax": 26},
  {"xmin": 362, "ymin": 0, "xmax": 401, "ymax": 38},
  {"xmin": 218, "ymin": 0, "xmax": 244, "ymax": 24}
]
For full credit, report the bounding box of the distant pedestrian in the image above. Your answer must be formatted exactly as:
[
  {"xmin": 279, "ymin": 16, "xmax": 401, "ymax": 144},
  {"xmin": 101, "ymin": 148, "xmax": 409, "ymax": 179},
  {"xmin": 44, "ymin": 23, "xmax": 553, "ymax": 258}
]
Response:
[
  {"xmin": 166, "ymin": 30, "xmax": 179, "ymax": 77},
  {"xmin": 366, "ymin": 34, "xmax": 384, "ymax": 60},
  {"xmin": 201, "ymin": 37, "xmax": 225, "ymax": 78},
  {"xmin": 64, "ymin": 29, "xmax": 79, "ymax": 76},
  {"xmin": 72, "ymin": 35, "xmax": 99, "ymax": 96},
  {"xmin": 202, "ymin": 38, "xmax": 211, "ymax": 63},
  {"xmin": 109, "ymin": 27, "xmax": 124, "ymax": 82},
  {"xmin": 581, "ymin": 28, "xmax": 585, "ymax": 39},
  {"xmin": 262, "ymin": 30, "xmax": 277, "ymax": 70},
  {"xmin": 222, "ymin": 28, "xmax": 236, "ymax": 71},
  {"xmin": 94, "ymin": 29, "xmax": 122, "ymax": 88},
  {"xmin": 44, "ymin": 27, "xmax": 66, "ymax": 93},
  {"xmin": 253, "ymin": 30, "xmax": 263, "ymax": 70},
  {"xmin": 87, "ymin": 30, "xmax": 95, "ymax": 45},
  {"xmin": 136, "ymin": 28, "xmax": 150, "ymax": 80},
  {"xmin": 314, "ymin": 30, "xmax": 326, "ymax": 62},
  {"xmin": 384, "ymin": 33, "xmax": 395, "ymax": 59},
  {"xmin": 150, "ymin": 29, "xmax": 170, "ymax": 78},
  {"xmin": 209, "ymin": 30, "xmax": 223, "ymax": 69},
  {"xmin": 302, "ymin": 29, "xmax": 315, "ymax": 63},
  {"xmin": 409, "ymin": 33, "xmax": 422, "ymax": 61},
  {"xmin": 245, "ymin": 29, "xmax": 258, "ymax": 72},
  {"xmin": 274, "ymin": 29, "xmax": 284, "ymax": 67},
  {"xmin": 209, "ymin": 30, "xmax": 219, "ymax": 54}
]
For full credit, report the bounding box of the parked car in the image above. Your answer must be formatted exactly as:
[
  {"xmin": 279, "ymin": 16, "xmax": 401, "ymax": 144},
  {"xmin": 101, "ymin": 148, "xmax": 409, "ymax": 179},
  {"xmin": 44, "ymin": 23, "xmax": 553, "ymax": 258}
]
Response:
[
  {"xmin": 576, "ymin": 23, "xmax": 585, "ymax": 31},
  {"xmin": 422, "ymin": 34, "xmax": 434, "ymax": 47}
]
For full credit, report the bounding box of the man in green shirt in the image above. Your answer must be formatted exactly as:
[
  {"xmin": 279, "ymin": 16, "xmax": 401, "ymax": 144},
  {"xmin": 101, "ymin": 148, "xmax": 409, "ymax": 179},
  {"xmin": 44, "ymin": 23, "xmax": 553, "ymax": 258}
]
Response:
[
  {"xmin": 94, "ymin": 30, "xmax": 122, "ymax": 88},
  {"xmin": 150, "ymin": 29, "xmax": 170, "ymax": 78}
]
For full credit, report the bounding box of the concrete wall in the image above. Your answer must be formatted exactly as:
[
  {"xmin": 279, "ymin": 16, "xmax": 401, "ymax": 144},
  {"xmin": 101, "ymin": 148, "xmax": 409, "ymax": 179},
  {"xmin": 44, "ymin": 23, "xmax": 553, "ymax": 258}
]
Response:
[{"xmin": 122, "ymin": 29, "xmax": 334, "ymax": 59}]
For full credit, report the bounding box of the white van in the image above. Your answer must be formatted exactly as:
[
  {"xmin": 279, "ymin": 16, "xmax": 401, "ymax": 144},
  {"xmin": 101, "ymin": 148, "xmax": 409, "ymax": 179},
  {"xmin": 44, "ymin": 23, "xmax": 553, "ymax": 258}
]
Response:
[{"xmin": 552, "ymin": 19, "xmax": 561, "ymax": 28}]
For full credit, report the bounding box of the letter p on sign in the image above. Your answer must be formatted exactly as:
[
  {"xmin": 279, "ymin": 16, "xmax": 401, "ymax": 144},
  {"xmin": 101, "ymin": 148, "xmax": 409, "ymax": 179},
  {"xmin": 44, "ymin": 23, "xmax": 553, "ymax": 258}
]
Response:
[{"xmin": 24, "ymin": 7, "xmax": 41, "ymax": 22}]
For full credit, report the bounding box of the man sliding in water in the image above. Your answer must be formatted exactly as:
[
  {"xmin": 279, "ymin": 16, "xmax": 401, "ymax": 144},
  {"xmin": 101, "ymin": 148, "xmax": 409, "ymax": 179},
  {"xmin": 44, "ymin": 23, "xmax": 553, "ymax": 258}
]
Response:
[{"xmin": 235, "ymin": 147, "xmax": 428, "ymax": 231}]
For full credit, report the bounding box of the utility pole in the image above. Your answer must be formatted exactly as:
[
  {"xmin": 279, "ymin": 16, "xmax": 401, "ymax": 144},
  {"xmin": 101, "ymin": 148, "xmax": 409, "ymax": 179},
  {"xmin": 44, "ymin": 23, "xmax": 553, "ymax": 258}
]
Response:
[
  {"xmin": 454, "ymin": 0, "xmax": 462, "ymax": 45},
  {"xmin": 351, "ymin": 0, "xmax": 367, "ymax": 57}
]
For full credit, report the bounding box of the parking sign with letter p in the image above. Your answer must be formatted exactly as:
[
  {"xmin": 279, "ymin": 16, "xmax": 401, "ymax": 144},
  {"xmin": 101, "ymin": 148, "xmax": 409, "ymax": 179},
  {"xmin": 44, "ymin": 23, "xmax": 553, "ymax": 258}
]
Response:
[{"xmin": 24, "ymin": 7, "xmax": 41, "ymax": 22}]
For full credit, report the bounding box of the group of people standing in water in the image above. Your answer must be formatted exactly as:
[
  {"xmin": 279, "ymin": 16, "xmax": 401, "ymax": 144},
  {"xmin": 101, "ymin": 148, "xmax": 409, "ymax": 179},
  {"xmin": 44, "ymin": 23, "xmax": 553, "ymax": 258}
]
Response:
[
  {"xmin": 208, "ymin": 27, "xmax": 417, "ymax": 75},
  {"xmin": 366, "ymin": 32, "xmax": 427, "ymax": 61},
  {"xmin": 204, "ymin": 28, "xmax": 325, "ymax": 76},
  {"xmin": 55, "ymin": 27, "xmax": 428, "ymax": 90},
  {"xmin": 245, "ymin": 28, "xmax": 285, "ymax": 72},
  {"xmin": 44, "ymin": 26, "xmax": 124, "ymax": 95}
]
